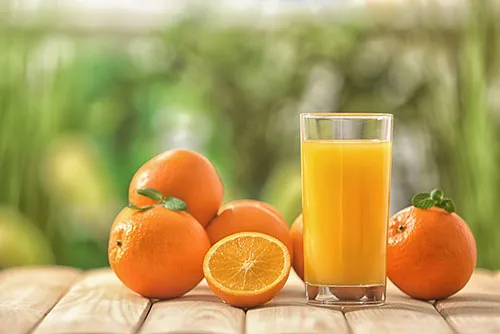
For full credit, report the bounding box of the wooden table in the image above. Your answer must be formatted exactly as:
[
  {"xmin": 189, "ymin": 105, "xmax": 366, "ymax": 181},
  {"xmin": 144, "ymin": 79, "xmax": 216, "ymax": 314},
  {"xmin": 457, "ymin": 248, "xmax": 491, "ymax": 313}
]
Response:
[{"xmin": 1, "ymin": 266, "xmax": 499, "ymax": 334}]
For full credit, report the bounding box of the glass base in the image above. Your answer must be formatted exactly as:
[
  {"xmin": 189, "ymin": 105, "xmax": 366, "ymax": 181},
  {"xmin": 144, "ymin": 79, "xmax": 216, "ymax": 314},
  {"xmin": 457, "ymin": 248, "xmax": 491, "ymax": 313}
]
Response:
[{"xmin": 306, "ymin": 282, "xmax": 386, "ymax": 306}]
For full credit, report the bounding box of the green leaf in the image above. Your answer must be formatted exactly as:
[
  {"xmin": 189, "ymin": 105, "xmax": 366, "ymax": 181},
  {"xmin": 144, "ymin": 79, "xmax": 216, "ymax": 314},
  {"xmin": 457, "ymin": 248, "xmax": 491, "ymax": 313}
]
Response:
[
  {"xmin": 413, "ymin": 198, "xmax": 436, "ymax": 209},
  {"xmin": 127, "ymin": 204, "xmax": 154, "ymax": 211},
  {"xmin": 136, "ymin": 188, "xmax": 163, "ymax": 201},
  {"xmin": 162, "ymin": 197, "xmax": 188, "ymax": 211},
  {"xmin": 411, "ymin": 189, "xmax": 457, "ymax": 213},
  {"xmin": 430, "ymin": 189, "xmax": 444, "ymax": 202},
  {"xmin": 441, "ymin": 198, "xmax": 456, "ymax": 213},
  {"xmin": 412, "ymin": 192, "xmax": 430, "ymax": 202},
  {"xmin": 411, "ymin": 192, "xmax": 436, "ymax": 209}
]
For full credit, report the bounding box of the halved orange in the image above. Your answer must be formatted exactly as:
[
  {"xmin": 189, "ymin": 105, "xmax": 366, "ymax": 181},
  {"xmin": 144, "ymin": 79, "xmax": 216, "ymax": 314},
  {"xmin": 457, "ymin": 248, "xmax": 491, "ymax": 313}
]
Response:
[{"xmin": 203, "ymin": 232, "xmax": 291, "ymax": 308}]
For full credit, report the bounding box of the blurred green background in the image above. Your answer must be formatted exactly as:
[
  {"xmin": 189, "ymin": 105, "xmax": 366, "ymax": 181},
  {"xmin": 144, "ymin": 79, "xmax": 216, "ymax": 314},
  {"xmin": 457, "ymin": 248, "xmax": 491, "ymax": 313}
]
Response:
[{"xmin": 1, "ymin": 1, "xmax": 499, "ymax": 269}]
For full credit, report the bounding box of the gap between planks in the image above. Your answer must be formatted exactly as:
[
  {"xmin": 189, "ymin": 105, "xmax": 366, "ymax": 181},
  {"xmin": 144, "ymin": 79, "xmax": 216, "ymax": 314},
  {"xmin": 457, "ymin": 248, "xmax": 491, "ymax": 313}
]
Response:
[
  {"xmin": 32, "ymin": 268, "xmax": 151, "ymax": 334},
  {"xmin": 0, "ymin": 267, "xmax": 499, "ymax": 334},
  {"xmin": 0, "ymin": 266, "xmax": 80, "ymax": 334},
  {"xmin": 436, "ymin": 269, "xmax": 500, "ymax": 334}
]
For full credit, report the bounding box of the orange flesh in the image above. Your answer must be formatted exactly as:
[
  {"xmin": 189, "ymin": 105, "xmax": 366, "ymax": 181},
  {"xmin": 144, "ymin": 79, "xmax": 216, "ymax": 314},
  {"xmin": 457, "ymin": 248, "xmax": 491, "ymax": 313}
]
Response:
[{"xmin": 206, "ymin": 235, "xmax": 287, "ymax": 292}]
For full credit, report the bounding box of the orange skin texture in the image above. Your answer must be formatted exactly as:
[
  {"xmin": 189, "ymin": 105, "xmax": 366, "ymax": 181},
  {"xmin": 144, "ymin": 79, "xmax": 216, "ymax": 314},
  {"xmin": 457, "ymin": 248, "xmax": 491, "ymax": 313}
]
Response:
[
  {"xmin": 388, "ymin": 206, "xmax": 477, "ymax": 300},
  {"xmin": 290, "ymin": 214, "xmax": 304, "ymax": 280},
  {"xmin": 223, "ymin": 199, "xmax": 289, "ymax": 227},
  {"xmin": 108, "ymin": 207, "xmax": 210, "ymax": 299},
  {"xmin": 223, "ymin": 199, "xmax": 288, "ymax": 227},
  {"xmin": 205, "ymin": 200, "xmax": 293, "ymax": 258},
  {"xmin": 129, "ymin": 149, "xmax": 224, "ymax": 227}
]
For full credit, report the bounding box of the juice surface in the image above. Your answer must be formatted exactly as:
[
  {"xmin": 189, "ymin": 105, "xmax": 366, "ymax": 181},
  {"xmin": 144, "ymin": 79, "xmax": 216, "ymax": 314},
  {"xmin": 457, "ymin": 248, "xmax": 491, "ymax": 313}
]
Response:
[{"xmin": 301, "ymin": 139, "xmax": 392, "ymax": 286}]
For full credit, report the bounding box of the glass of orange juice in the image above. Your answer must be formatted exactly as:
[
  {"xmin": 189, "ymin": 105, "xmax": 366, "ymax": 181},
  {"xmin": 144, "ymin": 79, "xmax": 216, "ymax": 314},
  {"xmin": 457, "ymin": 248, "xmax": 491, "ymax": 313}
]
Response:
[{"xmin": 300, "ymin": 113, "xmax": 393, "ymax": 306}]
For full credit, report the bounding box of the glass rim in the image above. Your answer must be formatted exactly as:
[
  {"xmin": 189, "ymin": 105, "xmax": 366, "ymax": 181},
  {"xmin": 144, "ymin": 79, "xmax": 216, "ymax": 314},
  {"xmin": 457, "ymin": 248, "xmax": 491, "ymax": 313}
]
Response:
[{"xmin": 300, "ymin": 112, "xmax": 393, "ymax": 120}]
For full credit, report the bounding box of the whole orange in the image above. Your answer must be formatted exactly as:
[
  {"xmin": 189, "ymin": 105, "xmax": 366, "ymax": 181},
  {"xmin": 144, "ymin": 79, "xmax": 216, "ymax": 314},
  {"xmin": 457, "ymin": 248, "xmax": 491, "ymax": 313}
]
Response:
[
  {"xmin": 108, "ymin": 206, "xmax": 210, "ymax": 299},
  {"xmin": 129, "ymin": 149, "xmax": 223, "ymax": 227},
  {"xmin": 290, "ymin": 214, "xmax": 304, "ymax": 280},
  {"xmin": 388, "ymin": 206, "xmax": 477, "ymax": 300},
  {"xmin": 205, "ymin": 200, "xmax": 293, "ymax": 257}
]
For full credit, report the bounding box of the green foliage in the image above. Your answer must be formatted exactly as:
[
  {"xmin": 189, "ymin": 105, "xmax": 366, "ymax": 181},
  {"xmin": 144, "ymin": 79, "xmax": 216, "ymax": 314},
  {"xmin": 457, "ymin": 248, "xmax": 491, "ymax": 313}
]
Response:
[
  {"xmin": 412, "ymin": 190, "xmax": 456, "ymax": 213},
  {"xmin": 1, "ymin": 3, "xmax": 500, "ymax": 269}
]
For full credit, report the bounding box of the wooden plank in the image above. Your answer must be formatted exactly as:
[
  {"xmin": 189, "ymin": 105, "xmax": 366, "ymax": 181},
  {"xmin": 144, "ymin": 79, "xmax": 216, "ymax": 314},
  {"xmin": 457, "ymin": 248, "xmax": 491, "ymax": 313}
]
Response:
[
  {"xmin": 266, "ymin": 271, "xmax": 305, "ymax": 306},
  {"xmin": 34, "ymin": 268, "xmax": 151, "ymax": 334},
  {"xmin": 455, "ymin": 269, "xmax": 500, "ymax": 295},
  {"xmin": 246, "ymin": 272, "xmax": 349, "ymax": 334},
  {"xmin": 345, "ymin": 293, "xmax": 453, "ymax": 334},
  {"xmin": 140, "ymin": 271, "xmax": 304, "ymax": 334},
  {"xmin": 436, "ymin": 295, "xmax": 500, "ymax": 334},
  {"xmin": 436, "ymin": 269, "xmax": 500, "ymax": 334},
  {"xmin": 179, "ymin": 279, "xmax": 222, "ymax": 303},
  {"xmin": 247, "ymin": 305, "xmax": 349, "ymax": 334},
  {"xmin": 0, "ymin": 266, "xmax": 495, "ymax": 334},
  {"xmin": 141, "ymin": 301, "xmax": 244, "ymax": 334},
  {"xmin": 140, "ymin": 279, "xmax": 245, "ymax": 334},
  {"xmin": 386, "ymin": 279, "xmax": 409, "ymax": 298},
  {"xmin": 283, "ymin": 270, "xmax": 306, "ymax": 290},
  {"xmin": 0, "ymin": 266, "xmax": 80, "ymax": 334}
]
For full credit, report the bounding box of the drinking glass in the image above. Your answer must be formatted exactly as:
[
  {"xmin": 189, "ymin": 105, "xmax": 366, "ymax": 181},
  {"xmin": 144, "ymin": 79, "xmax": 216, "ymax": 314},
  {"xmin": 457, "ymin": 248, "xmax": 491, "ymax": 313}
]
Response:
[{"xmin": 300, "ymin": 113, "xmax": 393, "ymax": 306}]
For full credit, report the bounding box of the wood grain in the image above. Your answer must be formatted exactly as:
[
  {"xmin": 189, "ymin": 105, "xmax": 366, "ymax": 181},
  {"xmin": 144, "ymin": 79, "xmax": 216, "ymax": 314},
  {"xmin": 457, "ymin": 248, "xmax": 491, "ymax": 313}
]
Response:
[
  {"xmin": 386, "ymin": 279, "xmax": 408, "ymax": 298},
  {"xmin": 345, "ymin": 294, "xmax": 453, "ymax": 334},
  {"xmin": 34, "ymin": 268, "xmax": 151, "ymax": 334},
  {"xmin": 0, "ymin": 266, "xmax": 80, "ymax": 334},
  {"xmin": 455, "ymin": 269, "xmax": 500, "ymax": 295},
  {"xmin": 247, "ymin": 305, "xmax": 349, "ymax": 334},
  {"xmin": 140, "ymin": 279, "xmax": 244, "ymax": 334},
  {"xmin": 246, "ymin": 271, "xmax": 349, "ymax": 334},
  {"xmin": 141, "ymin": 300, "xmax": 244, "ymax": 334},
  {"xmin": 284, "ymin": 270, "xmax": 306, "ymax": 290},
  {"xmin": 266, "ymin": 271, "xmax": 306, "ymax": 306},
  {"xmin": 0, "ymin": 267, "xmax": 498, "ymax": 334},
  {"xmin": 436, "ymin": 270, "xmax": 500, "ymax": 334}
]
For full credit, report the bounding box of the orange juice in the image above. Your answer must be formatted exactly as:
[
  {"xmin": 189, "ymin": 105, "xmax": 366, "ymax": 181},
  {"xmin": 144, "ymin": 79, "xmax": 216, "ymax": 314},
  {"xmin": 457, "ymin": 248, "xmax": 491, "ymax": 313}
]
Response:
[{"xmin": 301, "ymin": 139, "xmax": 392, "ymax": 286}]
